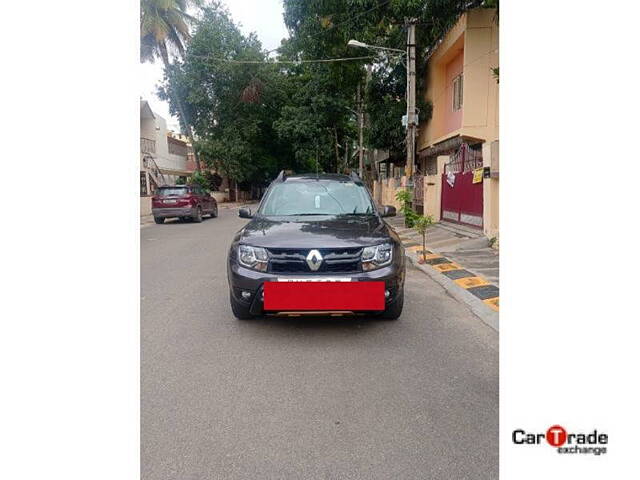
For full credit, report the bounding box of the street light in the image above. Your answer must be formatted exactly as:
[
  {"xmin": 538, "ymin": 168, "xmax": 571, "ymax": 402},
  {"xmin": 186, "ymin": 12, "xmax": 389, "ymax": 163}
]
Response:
[
  {"xmin": 348, "ymin": 39, "xmax": 407, "ymax": 179},
  {"xmin": 347, "ymin": 39, "xmax": 368, "ymax": 49},
  {"xmin": 347, "ymin": 39, "xmax": 405, "ymax": 55},
  {"xmin": 348, "ymin": 26, "xmax": 418, "ymax": 182}
]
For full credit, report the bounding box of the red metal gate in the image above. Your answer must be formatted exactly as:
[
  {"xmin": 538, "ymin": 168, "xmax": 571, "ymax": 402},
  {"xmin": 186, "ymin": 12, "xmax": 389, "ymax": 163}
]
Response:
[{"xmin": 441, "ymin": 144, "xmax": 484, "ymax": 228}]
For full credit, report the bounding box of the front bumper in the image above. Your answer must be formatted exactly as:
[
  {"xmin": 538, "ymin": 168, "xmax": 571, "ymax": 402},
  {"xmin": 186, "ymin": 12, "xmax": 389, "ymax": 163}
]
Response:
[
  {"xmin": 152, "ymin": 207, "xmax": 196, "ymax": 218},
  {"xmin": 228, "ymin": 261, "xmax": 405, "ymax": 315}
]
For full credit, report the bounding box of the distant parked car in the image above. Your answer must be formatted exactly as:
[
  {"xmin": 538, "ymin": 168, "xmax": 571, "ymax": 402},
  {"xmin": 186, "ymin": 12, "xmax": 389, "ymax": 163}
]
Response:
[{"xmin": 152, "ymin": 185, "xmax": 218, "ymax": 224}]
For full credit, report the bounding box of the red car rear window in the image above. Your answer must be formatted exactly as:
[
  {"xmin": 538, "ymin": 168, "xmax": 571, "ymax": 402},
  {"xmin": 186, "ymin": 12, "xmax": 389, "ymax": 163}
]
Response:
[{"xmin": 158, "ymin": 187, "xmax": 189, "ymax": 196}]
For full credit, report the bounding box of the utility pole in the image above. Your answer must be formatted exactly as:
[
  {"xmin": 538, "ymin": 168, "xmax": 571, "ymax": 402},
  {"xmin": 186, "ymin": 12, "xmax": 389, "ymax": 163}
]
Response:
[
  {"xmin": 344, "ymin": 141, "xmax": 349, "ymax": 172},
  {"xmin": 357, "ymin": 83, "xmax": 364, "ymax": 178},
  {"xmin": 405, "ymin": 18, "xmax": 417, "ymax": 180}
]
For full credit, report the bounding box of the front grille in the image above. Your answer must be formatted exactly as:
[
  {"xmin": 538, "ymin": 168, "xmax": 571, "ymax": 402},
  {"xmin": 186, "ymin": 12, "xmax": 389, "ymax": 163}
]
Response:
[{"xmin": 267, "ymin": 248, "xmax": 363, "ymax": 274}]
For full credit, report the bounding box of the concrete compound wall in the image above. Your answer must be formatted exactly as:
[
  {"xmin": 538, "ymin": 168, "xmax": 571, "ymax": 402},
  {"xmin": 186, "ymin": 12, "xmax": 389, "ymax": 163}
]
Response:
[
  {"xmin": 373, "ymin": 177, "xmax": 405, "ymax": 210},
  {"xmin": 141, "ymin": 196, "xmax": 152, "ymax": 216},
  {"xmin": 211, "ymin": 192, "xmax": 227, "ymax": 203},
  {"xmin": 422, "ymin": 155, "xmax": 449, "ymax": 222},
  {"xmin": 482, "ymin": 141, "xmax": 499, "ymax": 239}
]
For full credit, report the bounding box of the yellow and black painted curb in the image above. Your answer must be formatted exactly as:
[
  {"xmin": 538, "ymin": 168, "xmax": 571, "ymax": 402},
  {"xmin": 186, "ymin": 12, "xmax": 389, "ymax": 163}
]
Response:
[{"xmin": 402, "ymin": 243, "xmax": 499, "ymax": 312}]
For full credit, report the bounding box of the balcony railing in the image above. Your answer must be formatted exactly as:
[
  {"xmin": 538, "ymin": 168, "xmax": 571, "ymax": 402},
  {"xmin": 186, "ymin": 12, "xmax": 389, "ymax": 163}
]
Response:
[
  {"xmin": 140, "ymin": 137, "xmax": 156, "ymax": 154},
  {"xmin": 167, "ymin": 138, "xmax": 188, "ymax": 156}
]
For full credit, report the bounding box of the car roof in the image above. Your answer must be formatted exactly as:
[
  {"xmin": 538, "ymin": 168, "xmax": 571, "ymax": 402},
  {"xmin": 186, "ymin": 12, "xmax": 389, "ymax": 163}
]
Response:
[{"xmin": 280, "ymin": 173, "xmax": 357, "ymax": 182}]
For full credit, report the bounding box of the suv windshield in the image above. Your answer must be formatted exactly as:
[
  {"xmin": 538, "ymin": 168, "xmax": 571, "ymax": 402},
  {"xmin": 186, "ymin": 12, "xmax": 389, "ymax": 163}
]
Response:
[
  {"xmin": 157, "ymin": 187, "xmax": 189, "ymax": 196},
  {"xmin": 260, "ymin": 180, "xmax": 374, "ymax": 216}
]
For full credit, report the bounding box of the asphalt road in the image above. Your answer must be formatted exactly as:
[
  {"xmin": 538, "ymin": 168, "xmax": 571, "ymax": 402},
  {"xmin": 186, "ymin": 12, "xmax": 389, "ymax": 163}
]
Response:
[{"xmin": 141, "ymin": 205, "xmax": 498, "ymax": 480}]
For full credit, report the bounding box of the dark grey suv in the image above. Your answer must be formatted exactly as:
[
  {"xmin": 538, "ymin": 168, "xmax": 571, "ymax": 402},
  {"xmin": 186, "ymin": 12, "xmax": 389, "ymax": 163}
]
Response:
[{"xmin": 227, "ymin": 172, "xmax": 405, "ymax": 320}]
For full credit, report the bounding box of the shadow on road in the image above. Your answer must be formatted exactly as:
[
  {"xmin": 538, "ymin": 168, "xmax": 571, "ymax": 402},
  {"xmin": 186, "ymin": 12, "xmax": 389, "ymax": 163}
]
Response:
[
  {"xmin": 233, "ymin": 314, "xmax": 393, "ymax": 335},
  {"xmin": 156, "ymin": 216, "xmax": 217, "ymax": 225}
]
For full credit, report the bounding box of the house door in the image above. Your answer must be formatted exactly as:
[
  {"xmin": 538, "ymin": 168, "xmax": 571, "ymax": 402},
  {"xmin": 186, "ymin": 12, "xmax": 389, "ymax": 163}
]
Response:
[{"xmin": 441, "ymin": 144, "xmax": 484, "ymax": 228}]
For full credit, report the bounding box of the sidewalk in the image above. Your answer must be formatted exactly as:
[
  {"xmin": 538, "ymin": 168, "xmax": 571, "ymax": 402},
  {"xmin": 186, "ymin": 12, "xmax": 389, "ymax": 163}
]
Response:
[{"xmin": 386, "ymin": 214, "xmax": 499, "ymax": 330}]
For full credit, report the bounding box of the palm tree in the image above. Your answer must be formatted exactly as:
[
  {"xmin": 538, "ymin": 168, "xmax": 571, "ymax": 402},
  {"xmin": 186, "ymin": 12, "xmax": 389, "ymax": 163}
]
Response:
[{"xmin": 140, "ymin": 0, "xmax": 202, "ymax": 171}]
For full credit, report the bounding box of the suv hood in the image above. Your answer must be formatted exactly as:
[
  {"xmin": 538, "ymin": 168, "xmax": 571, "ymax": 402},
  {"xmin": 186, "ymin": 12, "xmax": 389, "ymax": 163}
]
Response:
[{"xmin": 238, "ymin": 215, "xmax": 394, "ymax": 249}]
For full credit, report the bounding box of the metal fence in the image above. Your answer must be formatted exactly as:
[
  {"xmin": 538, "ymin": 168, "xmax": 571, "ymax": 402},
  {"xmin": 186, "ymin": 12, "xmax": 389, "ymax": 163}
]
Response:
[{"xmin": 445, "ymin": 144, "xmax": 483, "ymax": 174}]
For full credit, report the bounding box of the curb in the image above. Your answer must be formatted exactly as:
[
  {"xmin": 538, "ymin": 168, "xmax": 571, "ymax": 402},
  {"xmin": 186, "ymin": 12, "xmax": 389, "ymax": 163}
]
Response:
[
  {"xmin": 389, "ymin": 220, "xmax": 499, "ymax": 332},
  {"xmin": 404, "ymin": 250, "xmax": 499, "ymax": 332},
  {"xmin": 220, "ymin": 201, "xmax": 256, "ymax": 210}
]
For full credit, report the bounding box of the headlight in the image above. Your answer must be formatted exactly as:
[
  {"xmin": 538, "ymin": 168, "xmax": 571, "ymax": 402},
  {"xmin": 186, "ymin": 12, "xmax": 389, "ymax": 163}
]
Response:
[
  {"xmin": 238, "ymin": 245, "xmax": 268, "ymax": 272},
  {"xmin": 361, "ymin": 243, "xmax": 393, "ymax": 271}
]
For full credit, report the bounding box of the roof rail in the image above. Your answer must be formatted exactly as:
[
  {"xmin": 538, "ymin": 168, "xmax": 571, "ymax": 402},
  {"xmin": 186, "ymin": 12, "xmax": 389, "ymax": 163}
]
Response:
[
  {"xmin": 275, "ymin": 170, "xmax": 286, "ymax": 182},
  {"xmin": 349, "ymin": 171, "xmax": 362, "ymax": 182}
]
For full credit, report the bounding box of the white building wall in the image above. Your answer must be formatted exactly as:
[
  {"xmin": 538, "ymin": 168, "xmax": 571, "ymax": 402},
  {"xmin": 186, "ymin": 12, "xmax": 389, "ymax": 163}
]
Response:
[{"xmin": 140, "ymin": 106, "xmax": 188, "ymax": 174}]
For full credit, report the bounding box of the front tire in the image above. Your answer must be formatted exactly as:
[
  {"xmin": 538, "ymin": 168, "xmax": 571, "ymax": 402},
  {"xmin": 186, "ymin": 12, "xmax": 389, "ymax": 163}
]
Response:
[
  {"xmin": 380, "ymin": 289, "xmax": 403, "ymax": 320},
  {"xmin": 211, "ymin": 205, "xmax": 218, "ymax": 218},
  {"xmin": 154, "ymin": 217, "xmax": 165, "ymax": 224},
  {"xmin": 230, "ymin": 293, "xmax": 253, "ymax": 320}
]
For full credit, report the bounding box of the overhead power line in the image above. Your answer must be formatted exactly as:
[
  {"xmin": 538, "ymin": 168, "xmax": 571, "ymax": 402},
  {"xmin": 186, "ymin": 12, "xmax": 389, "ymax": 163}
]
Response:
[{"xmin": 189, "ymin": 55, "xmax": 376, "ymax": 65}]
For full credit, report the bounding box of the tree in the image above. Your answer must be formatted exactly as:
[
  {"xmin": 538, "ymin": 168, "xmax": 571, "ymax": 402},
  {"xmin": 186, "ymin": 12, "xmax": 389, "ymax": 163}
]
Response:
[
  {"xmin": 159, "ymin": 4, "xmax": 303, "ymax": 184},
  {"xmin": 280, "ymin": 0, "xmax": 479, "ymax": 171},
  {"xmin": 140, "ymin": 0, "xmax": 197, "ymax": 64},
  {"xmin": 140, "ymin": 0, "xmax": 203, "ymax": 170},
  {"xmin": 414, "ymin": 214, "xmax": 434, "ymax": 263},
  {"xmin": 150, "ymin": 0, "xmax": 493, "ymax": 189}
]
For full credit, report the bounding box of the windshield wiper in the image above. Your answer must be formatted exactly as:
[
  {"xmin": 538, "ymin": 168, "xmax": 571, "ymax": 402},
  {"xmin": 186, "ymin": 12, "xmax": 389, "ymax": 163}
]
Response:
[
  {"xmin": 289, "ymin": 213, "xmax": 335, "ymax": 216},
  {"xmin": 338, "ymin": 212, "xmax": 374, "ymax": 217}
]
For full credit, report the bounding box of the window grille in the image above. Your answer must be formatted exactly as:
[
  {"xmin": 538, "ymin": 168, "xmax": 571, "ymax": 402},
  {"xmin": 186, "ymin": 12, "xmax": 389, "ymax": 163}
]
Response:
[
  {"xmin": 453, "ymin": 74, "xmax": 463, "ymax": 111},
  {"xmin": 140, "ymin": 172, "xmax": 148, "ymax": 196}
]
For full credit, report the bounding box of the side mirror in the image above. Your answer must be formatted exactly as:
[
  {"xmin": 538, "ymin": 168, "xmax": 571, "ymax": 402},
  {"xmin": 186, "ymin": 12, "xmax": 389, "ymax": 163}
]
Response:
[
  {"xmin": 239, "ymin": 208, "xmax": 253, "ymax": 219},
  {"xmin": 380, "ymin": 205, "xmax": 396, "ymax": 217}
]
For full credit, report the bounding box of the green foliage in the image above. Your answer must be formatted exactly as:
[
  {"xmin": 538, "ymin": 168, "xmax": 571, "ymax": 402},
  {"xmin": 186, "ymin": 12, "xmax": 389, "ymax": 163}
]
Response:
[
  {"xmin": 413, "ymin": 214, "xmax": 433, "ymax": 236},
  {"xmin": 491, "ymin": 67, "xmax": 499, "ymax": 83},
  {"xmin": 413, "ymin": 213, "xmax": 434, "ymax": 262},
  {"xmin": 395, "ymin": 189, "xmax": 412, "ymax": 206},
  {"xmin": 282, "ymin": 0, "xmax": 474, "ymax": 162},
  {"xmin": 159, "ymin": 4, "xmax": 297, "ymax": 183},
  {"xmin": 189, "ymin": 171, "xmax": 209, "ymax": 191},
  {"xmin": 395, "ymin": 189, "xmax": 418, "ymax": 227},
  {"xmin": 140, "ymin": 0, "xmax": 200, "ymax": 65},
  {"xmin": 153, "ymin": 1, "xmax": 490, "ymax": 187},
  {"xmin": 204, "ymin": 170, "xmax": 222, "ymax": 190}
]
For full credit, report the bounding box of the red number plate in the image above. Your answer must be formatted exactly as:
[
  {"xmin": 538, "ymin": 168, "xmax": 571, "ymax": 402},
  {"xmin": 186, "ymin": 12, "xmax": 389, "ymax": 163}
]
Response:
[{"xmin": 263, "ymin": 281, "xmax": 385, "ymax": 311}]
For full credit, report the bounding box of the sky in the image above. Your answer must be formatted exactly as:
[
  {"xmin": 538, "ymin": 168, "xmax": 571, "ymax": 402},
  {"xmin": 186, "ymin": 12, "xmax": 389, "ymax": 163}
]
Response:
[{"xmin": 140, "ymin": 0, "xmax": 289, "ymax": 131}]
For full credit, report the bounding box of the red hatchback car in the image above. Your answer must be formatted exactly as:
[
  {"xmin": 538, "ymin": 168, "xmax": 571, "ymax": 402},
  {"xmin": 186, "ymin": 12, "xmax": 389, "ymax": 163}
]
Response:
[{"xmin": 152, "ymin": 185, "xmax": 218, "ymax": 224}]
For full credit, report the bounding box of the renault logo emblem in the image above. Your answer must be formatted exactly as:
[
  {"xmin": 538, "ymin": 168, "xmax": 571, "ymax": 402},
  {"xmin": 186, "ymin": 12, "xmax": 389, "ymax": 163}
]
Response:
[{"xmin": 306, "ymin": 249, "xmax": 323, "ymax": 271}]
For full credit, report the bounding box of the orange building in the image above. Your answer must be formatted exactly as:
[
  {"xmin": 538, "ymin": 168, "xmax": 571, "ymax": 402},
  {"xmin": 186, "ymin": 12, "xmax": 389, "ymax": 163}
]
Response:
[{"xmin": 416, "ymin": 7, "xmax": 499, "ymax": 238}]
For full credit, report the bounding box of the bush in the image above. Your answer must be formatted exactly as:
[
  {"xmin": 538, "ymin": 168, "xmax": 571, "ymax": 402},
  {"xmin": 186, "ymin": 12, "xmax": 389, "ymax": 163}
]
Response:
[
  {"xmin": 395, "ymin": 189, "xmax": 418, "ymax": 227},
  {"xmin": 189, "ymin": 171, "xmax": 210, "ymax": 192}
]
